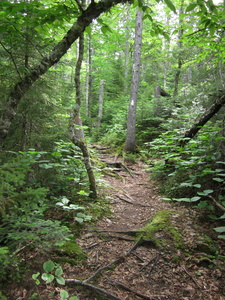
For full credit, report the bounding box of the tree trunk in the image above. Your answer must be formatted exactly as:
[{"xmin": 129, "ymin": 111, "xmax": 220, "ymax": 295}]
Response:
[
  {"xmin": 179, "ymin": 90, "xmax": 225, "ymax": 147},
  {"xmin": 173, "ymin": 4, "xmax": 184, "ymax": 97},
  {"xmin": 85, "ymin": 34, "xmax": 92, "ymax": 118},
  {"xmin": 69, "ymin": 26, "xmax": 97, "ymax": 199},
  {"xmin": 97, "ymin": 80, "xmax": 105, "ymax": 129},
  {"xmin": 124, "ymin": 4, "xmax": 131, "ymax": 94},
  {"xmin": 0, "ymin": 0, "xmax": 130, "ymax": 147},
  {"xmin": 124, "ymin": 8, "xmax": 143, "ymax": 153}
]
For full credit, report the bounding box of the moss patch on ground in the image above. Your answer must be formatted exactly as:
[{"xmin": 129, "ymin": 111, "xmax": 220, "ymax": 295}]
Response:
[{"xmin": 137, "ymin": 209, "xmax": 184, "ymax": 250}]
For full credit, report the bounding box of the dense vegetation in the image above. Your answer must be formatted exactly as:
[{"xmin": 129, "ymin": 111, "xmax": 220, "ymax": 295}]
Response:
[{"xmin": 1, "ymin": 0, "xmax": 225, "ymax": 298}]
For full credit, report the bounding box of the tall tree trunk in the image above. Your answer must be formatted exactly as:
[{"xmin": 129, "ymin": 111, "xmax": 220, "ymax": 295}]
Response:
[
  {"xmin": 124, "ymin": 8, "xmax": 143, "ymax": 153},
  {"xmin": 173, "ymin": 4, "xmax": 184, "ymax": 97},
  {"xmin": 97, "ymin": 80, "xmax": 105, "ymax": 129},
  {"xmin": 85, "ymin": 34, "xmax": 92, "ymax": 118},
  {"xmin": 124, "ymin": 4, "xmax": 131, "ymax": 94},
  {"xmin": 69, "ymin": 28, "xmax": 97, "ymax": 199},
  {"xmin": 179, "ymin": 91, "xmax": 225, "ymax": 146},
  {"xmin": 0, "ymin": 0, "xmax": 130, "ymax": 148}
]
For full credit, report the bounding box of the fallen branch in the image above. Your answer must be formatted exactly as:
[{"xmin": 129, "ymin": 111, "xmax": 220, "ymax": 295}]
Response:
[
  {"xmin": 65, "ymin": 278, "xmax": 123, "ymax": 300},
  {"xmin": 107, "ymin": 279, "xmax": 150, "ymax": 299}
]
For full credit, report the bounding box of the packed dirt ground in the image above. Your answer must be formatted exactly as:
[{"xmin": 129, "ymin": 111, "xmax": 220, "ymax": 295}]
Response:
[{"xmin": 3, "ymin": 147, "xmax": 225, "ymax": 300}]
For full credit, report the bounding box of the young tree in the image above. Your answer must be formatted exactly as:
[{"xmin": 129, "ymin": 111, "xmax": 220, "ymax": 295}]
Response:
[{"xmin": 124, "ymin": 7, "xmax": 143, "ymax": 153}]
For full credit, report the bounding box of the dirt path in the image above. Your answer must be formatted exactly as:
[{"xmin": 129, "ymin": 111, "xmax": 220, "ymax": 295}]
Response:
[{"xmin": 65, "ymin": 148, "xmax": 225, "ymax": 300}]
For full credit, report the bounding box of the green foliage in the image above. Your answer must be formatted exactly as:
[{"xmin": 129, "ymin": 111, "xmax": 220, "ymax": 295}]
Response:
[
  {"xmin": 148, "ymin": 121, "xmax": 225, "ymax": 237},
  {"xmin": 56, "ymin": 196, "xmax": 92, "ymax": 223},
  {"xmin": 33, "ymin": 260, "xmax": 79, "ymax": 299},
  {"xmin": 100, "ymin": 124, "xmax": 126, "ymax": 147}
]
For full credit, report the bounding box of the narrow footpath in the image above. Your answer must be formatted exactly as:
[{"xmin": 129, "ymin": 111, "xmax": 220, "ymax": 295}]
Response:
[{"xmin": 64, "ymin": 147, "xmax": 225, "ymax": 300}]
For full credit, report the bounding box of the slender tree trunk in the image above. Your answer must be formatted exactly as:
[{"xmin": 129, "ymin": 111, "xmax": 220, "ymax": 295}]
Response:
[
  {"xmin": 69, "ymin": 30, "xmax": 97, "ymax": 199},
  {"xmin": 85, "ymin": 34, "xmax": 92, "ymax": 118},
  {"xmin": 124, "ymin": 8, "xmax": 143, "ymax": 153},
  {"xmin": 0, "ymin": 0, "xmax": 130, "ymax": 147},
  {"xmin": 173, "ymin": 4, "xmax": 184, "ymax": 97},
  {"xmin": 124, "ymin": 4, "xmax": 131, "ymax": 94},
  {"xmin": 97, "ymin": 80, "xmax": 105, "ymax": 129},
  {"xmin": 179, "ymin": 91, "xmax": 225, "ymax": 146}
]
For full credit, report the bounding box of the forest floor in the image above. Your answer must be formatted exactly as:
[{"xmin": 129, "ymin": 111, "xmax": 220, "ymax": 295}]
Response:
[{"xmin": 4, "ymin": 146, "xmax": 225, "ymax": 300}]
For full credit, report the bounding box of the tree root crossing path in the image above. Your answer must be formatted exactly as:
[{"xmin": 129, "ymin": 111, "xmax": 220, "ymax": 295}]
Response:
[{"xmin": 65, "ymin": 146, "xmax": 225, "ymax": 300}]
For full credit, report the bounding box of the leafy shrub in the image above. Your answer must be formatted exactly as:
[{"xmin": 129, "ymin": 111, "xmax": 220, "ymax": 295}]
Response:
[
  {"xmin": 147, "ymin": 121, "xmax": 225, "ymax": 235},
  {"xmin": 100, "ymin": 124, "xmax": 126, "ymax": 147}
]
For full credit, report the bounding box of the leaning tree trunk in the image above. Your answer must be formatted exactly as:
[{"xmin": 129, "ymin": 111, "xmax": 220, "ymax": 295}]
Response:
[
  {"xmin": 179, "ymin": 90, "xmax": 225, "ymax": 147},
  {"xmin": 0, "ymin": 0, "xmax": 130, "ymax": 148},
  {"xmin": 124, "ymin": 8, "xmax": 143, "ymax": 153},
  {"xmin": 69, "ymin": 28, "xmax": 97, "ymax": 199}
]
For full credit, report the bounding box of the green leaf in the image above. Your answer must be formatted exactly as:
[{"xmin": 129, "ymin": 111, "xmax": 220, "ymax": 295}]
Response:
[
  {"xmin": 74, "ymin": 217, "xmax": 84, "ymax": 223},
  {"xmin": 185, "ymin": 3, "xmax": 198, "ymax": 12},
  {"xmin": 32, "ymin": 272, "xmax": 40, "ymax": 285},
  {"xmin": 219, "ymin": 213, "xmax": 225, "ymax": 219},
  {"xmin": 198, "ymin": 189, "xmax": 213, "ymax": 196},
  {"xmin": 213, "ymin": 177, "xmax": 224, "ymax": 182},
  {"xmin": 41, "ymin": 273, "xmax": 54, "ymax": 283},
  {"xmin": 60, "ymin": 290, "xmax": 69, "ymax": 300},
  {"xmin": 56, "ymin": 276, "xmax": 65, "ymax": 285},
  {"xmin": 164, "ymin": 0, "xmax": 176, "ymax": 13},
  {"xmin": 69, "ymin": 297, "xmax": 79, "ymax": 300},
  {"xmin": 55, "ymin": 266, "xmax": 63, "ymax": 276},
  {"xmin": 214, "ymin": 227, "xmax": 225, "ymax": 233},
  {"xmin": 85, "ymin": 25, "xmax": 91, "ymax": 35},
  {"xmin": 43, "ymin": 260, "xmax": 55, "ymax": 272},
  {"xmin": 218, "ymin": 235, "xmax": 225, "ymax": 239}
]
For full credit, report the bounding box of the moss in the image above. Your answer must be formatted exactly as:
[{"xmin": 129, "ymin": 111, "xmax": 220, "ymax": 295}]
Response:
[
  {"xmin": 137, "ymin": 210, "xmax": 185, "ymax": 250},
  {"xmin": 55, "ymin": 241, "xmax": 86, "ymax": 262}
]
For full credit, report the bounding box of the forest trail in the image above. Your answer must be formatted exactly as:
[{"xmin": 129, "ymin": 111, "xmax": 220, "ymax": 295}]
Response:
[{"xmin": 64, "ymin": 147, "xmax": 225, "ymax": 300}]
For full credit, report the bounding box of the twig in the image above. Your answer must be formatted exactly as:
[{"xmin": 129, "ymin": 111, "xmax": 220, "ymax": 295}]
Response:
[
  {"xmin": 65, "ymin": 279, "xmax": 123, "ymax": 300},
  {"xmin": 147, "ymin": 253, "xmax": 160, "ymax": 277},
  {"xmin": 140, "ymin": 253, "xmax": 160, "ymax": 272},
  {"xmin": 107, "ymin": 279, "xmax": 150, "ymax": 299},
  {"xmin": 180, "ymin": 265, "xmax": 202, "ymax": 289}
]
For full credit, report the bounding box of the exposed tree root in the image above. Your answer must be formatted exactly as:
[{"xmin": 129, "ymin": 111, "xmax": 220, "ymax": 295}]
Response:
[
  {"xmin": 116, "ymin": 194, "xmax": 151, "ymax": 207},
  {"xmin": 65, "ymin": 278, "xmax": 123, "ymax": 300},
  {"xmin": 106, "ymin": 279, "xmax": 151, "ymax": 299}
]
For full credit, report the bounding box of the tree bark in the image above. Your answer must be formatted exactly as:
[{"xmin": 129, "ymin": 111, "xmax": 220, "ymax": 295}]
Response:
[
  {"xmin": 124, "ymin": 8, "xmax": 143, "ymax": 153},
  {"xmin": 179, "ymin": 90, "xmax": 225, "ymax": 146},
  {"xmin": 69, "ymin": 23, "xmax": 97, "ymax": 199},
  {"xmin": 0, "ymin": 0, "xmax": 130, "ymax": 147},
  {"xmin": 173, "ymin": 3, "xmax": 184, "ymax": 97},
  {"xmin": 97, "ymin": 80, "xmax": 105, "ymax": 129}
]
